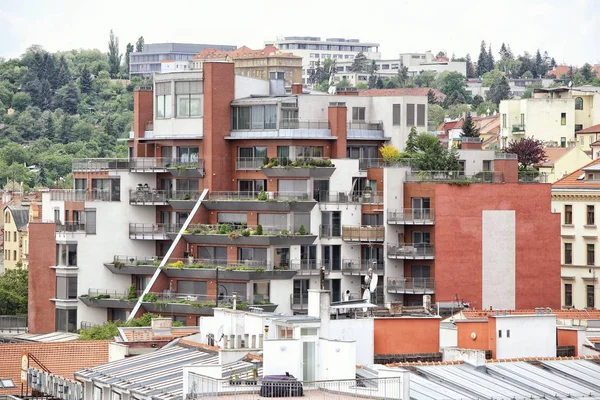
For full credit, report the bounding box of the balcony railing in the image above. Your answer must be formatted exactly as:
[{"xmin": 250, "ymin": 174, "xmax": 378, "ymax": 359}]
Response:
[
  {"xmin": 207, "ymin": 191, "xmax": 311, "ymax": 201},
  {"xmin": 518, "ymin": 171, "xmax": 548, "ymax": 183},
  {"xmin": 341, "ymin": 226, "xmax": 385, "ymax": 242},
  {"xmin": 290, "ymin": 260, "xmax": 329, "ymax": 275},
  {"xmin": 358, "ymin": 158, "xmax": 415, "ymax": 171},
  {"xmin": 279, "ymin": 119, "xmax": 330, "ymax": 129},
  {"xmin": 387, "ymin": 277, "xmax": 435, "ymax": 294},
  {"xmin": 236, "ymin": 157, "xmax": 265, "ymax": 170},
  {"xmin": 387, "ymin": 243, "xmax": 435, "ymax": 259},
  {"xmin": 347, "ymin": 121, "xmax": 383, "ymax": 131},
  {"xmin": 129, "ymin": 189, "xmax": 169, "ymax": 204},
  {"xmin": 72, "ymin": 157, "xmax": 204, "ymax": 172},
  {"xmin": 319, "ymin": 224, "xmax": 341, "ymax": 238},
  {"xmin": 291, "ymin": 293, "xmax": 309, "ymax": 310},
  {"xmin": 317, "ymin": 191, "xmax": 383, "ymax": 204},
  {"xmin": 56, "ymin": 221, "xmax": 86, "ymax": 233},
  {"xmin": 145, "ymin": 291, "xmax": 241, "ymax": 304},
  {"xmin": 129, "ymin": 223, "xmax": 171, "ymax": 239},
  {"xmin": 72, "ymin": 158, "xmax": 129, "ymax": 171},
  {"xmin": 342, "ymin": 259, "xmax": 384, "ymax": 275},
  {"xmin": 512, "ymin": 124, "xmax": 526, "ymax": 133},
  {"xmin": 387, "ymin": 209, "xmax": 434, "ymax": 224},
  {"xmin": 406, "ymin": 171, "xmax": 503, "ymax": 183},
  {"xmin": 49, "ymin": 189, "xmax": 88, "ymax": 201},
  {"xmin": 494, "ymin": 152, "xmax": 518, "ymax": 160}
]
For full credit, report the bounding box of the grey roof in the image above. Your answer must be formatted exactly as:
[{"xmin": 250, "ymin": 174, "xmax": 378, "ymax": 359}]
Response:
[
  {"xmin": 6, "ymin": 205, "xmax": 29, "ymax": 231},
  {"xmin": 137, "ymin": 43, "xmax": 236, "ymax": 54}
]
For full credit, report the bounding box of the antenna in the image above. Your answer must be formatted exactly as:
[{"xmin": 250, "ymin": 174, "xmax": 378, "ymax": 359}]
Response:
[{"xmin": 216, "ymin": 325, "xmax": 224, "ymax": 344}]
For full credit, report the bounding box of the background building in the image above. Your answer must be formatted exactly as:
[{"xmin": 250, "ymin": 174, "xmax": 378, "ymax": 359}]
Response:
[
  {"xmin": 3, "ymin": 205, "xmax": 29, "ymax": 270},
  {"xmin": 130, "ymin": 43, "xmax": 237, "ymax": 78},
  {"xmin": 265, "ymin": 36, "xmax": 381, "ymax": 85}
]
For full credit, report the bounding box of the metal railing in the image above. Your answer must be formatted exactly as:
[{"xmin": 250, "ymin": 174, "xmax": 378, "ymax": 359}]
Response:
[
  {"xmin": 186, "ymin": 373, "xmax": 405, "ymax": 399},
  {"xmin": 80, "ymin": 321, "xmax": 99, "ymax": 330},
  {"xmin": 129, "ymin": 223, "xmax": 171, "ymax": 239},
  {"xmin": 56, "ymin": 221, "xmax": 86, "ymax": 233},
  {"xmin": 461, "ymin": 136, "xmax": 481, "ymax": 143},
  {"xmin": 129, "ymin": 189, "xmax": 169, "ymax": 204},
  {"xmin": 387, "ymin": 243, "xmax": 435, "ymax": 258},
  {"xmin": 317, "ymin": 190, "xmax": 383, "ymax": 204},
  {"xmin": 290, "ymin": 260, "xmax": 329, "ymax": 275},
  {"xmin": 358, "ymin": 158, "xmax": 415, "ymax": 170},
  {"xmin": 494, "ymin": 152, "xmax": 518, "ymax": 160},
  {"xmin": 387, "ymin": 209, "xmax": 434, "ymax": 224},
  {"xmin": 319, "ymin": 224, "xmax": 341, "ymax": 238},
  {"xmin": 87, "ymin": 288, "xmax": 134, "ymax": 298},
  {"xmin": 279, "ymin": 119, "xmax": 330, "ymax": 129},
  {"xmin": 72, "ymin": 157, "xmax": 204, "ymax": 172},
  {"xmin": 512, "ymin": 124, "xmax": 526, "ymax": 132},
  {"xmin": 518, "ymin": 171, "xmax": 548, "ymax": 183},
  {"xmin": 236, "ymin": 157, "xmax": 265, "ymax": 170},
  {"xmin": 348, "ymin": 121, "xmax": 383, "ymax": 130},
  {"xmin": 341, "ymin": 259, "xmax": 384, "ymax": 274},
  {"xmin": 0, "ymin": 315, "xmax": 27, "ymax": 331},
  {"xmin": 207, "ymin": 191, "xmax": 311, "ymax": 201},
  {"xmin": 49, "ymin": 189, "xmax": 88, "ymax": 201},
  {"xmin": 180, "ymin": 224, "xmax": 294, "ymax": 236},
  {"xmin": 387, "ymin": 277, "xmax": 435, "ymax": 293},
  {"xmin": 341, "ymin": 226, "xmax": 385, "ymax": 242},
  {"xmin": 72, "ymin": 158, "xmax": 129, "ymax": 171},
  {"xmin": 406, "ymin": 170, "xmax": 504, "ymax": 183},
  {"xmin": 144, "ymin": 291, "xmax": 242, "ymax": 303},
  {"xmin": 111, "ymin": 256, "xmax": 269, "ymax": 269},
  {"xmin": 112, "ymin": 255, "xmax": 160, "ymax": 265}
]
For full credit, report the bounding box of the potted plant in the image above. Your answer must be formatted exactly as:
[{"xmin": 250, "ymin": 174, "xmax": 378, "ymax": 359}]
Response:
[{"xmin": 363, "ymin": 185, "xmax": 372, "ymax": 200}]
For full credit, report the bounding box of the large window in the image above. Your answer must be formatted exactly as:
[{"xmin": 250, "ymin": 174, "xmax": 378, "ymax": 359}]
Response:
[
  {"xmin": 352, "ymin": 107, "xmax": 366, "ymax": 121},
  {"xmin": 239, "ymin": 179, "xmax": 266, "ymax": 193},
  {"xmin": 392, "ymin": 104, "xmax": 401, "ymax": 125},
  {"xmin": 232, "ymin": 105, "xmax": 277, "ymax": 130},
  {"xmin": 564, "ymin": 283, "xmax": 573, "ymax": 307},
  {"xmin": 175, "ymin": 81, "xmax": 202, "ymax": 117},
  {"xmin": 177, "ymin": 280, "xmax": 207, "ymax": 295},
  {"xmin": 587, "ymin": 243, "xmax": 595, "ymax": 266},
  {"xmin": 564, "ymin": 243, "xmax": 572, "ymax": 265},
  {"xmin": 55, "ymin": 309, "xmax": 77, "ymax": 332},
  {"xmin": 561, "ymin": 112, "xmax": 567, "ymax": 126},
  {"xmin": 155, "ymin": 82, "xmax": 172, "ymax": 118},
  {"xmin": 258, "ymin": 213, "xmax": 288, "ymax": 229},
  {"xmin": 406, "ymin": 104, "xmax": 415, "ymax": 126},
  {"xmin": 217, "ymin": 213, "xmax": 247, "ymax": 226},
  {"xmin": 564, "ymin": 205, "xmax": 572, "ymax": 224},
  {"xmin": 587, "ymin": 285, "xmax": 595, "ymax": 308},
  {"xmin": 575, "ymin": 97, "xmax": 583, "ymax": 110},
  {"xmin": 416, "ymin": 104, "xmax": 426, "ymax": 126},
  {"xmin": 56, "ymin": 243, "xmax": 77, "ymax": 267},
  {"xmin": 92, "ymin": 178, "xmax": 120, "ymax": 201},
  {"xmin": 238, "ymin": 146, "xmax": 267, "ymax": 161},
  {"xmin": 292, "ymin": 213, "xmax": 311, "ymax": 233},
  {"xmin": 238, "ymin": 248, "xmax": 267, "ymax": 262},
  {"xmin": 56, "ymin": 276, "xmax": 77, "ymax": 299},
  {"xmin": 177, "ymin": 146, "xmax": 199, "ymax": 164},
  {"xmin": 587, "ymin": 205, "xmax": 595, "ymax": 225},
  {"xmin": 278, "ymin": 179, "xmax": 307, "ymax": 193},
  {"xmin": 362, "ymin": 213, "xmax": 383, "ymax": 226},
  {"xmin": 197, "ymin": 246, "xmax": 227, "ymax": 261}
]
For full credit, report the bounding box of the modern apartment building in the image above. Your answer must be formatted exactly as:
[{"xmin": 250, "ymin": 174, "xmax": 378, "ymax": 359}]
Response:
[
  {"xmin": 27, "ymin": 62, "xmax": 560, "ymax": 334},
  {"xmin": 264, "ymin": 36, "xmax": 381, "ymax": 85},
  {"xmin": 130, "ymin": 43, "xmax": 237, "ymax": 78},
  {"xmin": 552, "ymin": 158, "xmax": 600, "ymax": 309},
  {"xmin": 499, "ymin": 87, "xmax": 600, "ymax": 148},
  {"xmin": 191, "ymin": 46, "xmax": 302, "ymax": 86}
]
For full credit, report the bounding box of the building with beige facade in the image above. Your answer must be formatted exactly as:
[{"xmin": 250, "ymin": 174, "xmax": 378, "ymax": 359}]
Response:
[
  {"xmin": 537, "ymin": 147, "xmax": 591, "ymax": 183},
  {"xmin": 499, "ymin": 87, "xmax": 600, "ymax": 148},
  {"xmin": 3, "ymin": 205, "xmax": 29, "ymax": 270},
  {"xmin": 552, "ymin": 158, "xmax": 600, "ymax": 309},
  {"xmin": 191, "ymin": 46, "xmax": 302, "ymax": 87}
]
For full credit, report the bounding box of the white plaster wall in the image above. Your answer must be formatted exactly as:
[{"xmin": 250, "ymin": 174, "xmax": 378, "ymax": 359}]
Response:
[
  {"xmin": 108, "ymin": 343, "xmax": 129, "ymax": 361},
  {"xmin": 270, "ymin": 279, "xmax": 293, "ymax": 314},
  {"xmin": 457, "ymin": 150, "xmax": 495, "ymax": 176},
  {"xmin": 318, "ymin": 339, "xmax": 356, "ymax": 381},
  {"xmin": 329, "ymin": 318, "xmax": 374, "ymax": 365},
  {"xmin": 494, "ymin": 315, "xmax": 556, "ymax": 359},
  {"xmin": 263, "ymin": 339, "xmax": 303, "ymax": 378},
  {"xmin": 482, "ymin": 210, "xmax": 516, "ymax": 310},
  {"xmin": 440, "ymin": 324, "xmax": 458, "ymax": 348},
  {"xmin": 410, "ymin": 62, "xmax": 467, "ymax": 77},
  {"xmin": 235, "ymin": 76, "xmax": 270, "ymax": 99}
]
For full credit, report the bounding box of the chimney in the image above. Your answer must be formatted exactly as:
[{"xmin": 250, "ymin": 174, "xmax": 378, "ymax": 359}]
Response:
[
  {"xmin": 328, "ymin": 102, "xmax": 347, "ymax": 159},
  {"xmin": 133, "ymin": 86, "xmax": 154, "ymax": 157},
  {"xmin": 308, "ymin": 289, "xmax": 330, "ymax": 337},
  {"xmin": 151, "ymin": 317, "xmax": 172, "ymax": 336},
  {"xmin": 291, "ymin": 83, "xmax": 303, "ymax": 95}
]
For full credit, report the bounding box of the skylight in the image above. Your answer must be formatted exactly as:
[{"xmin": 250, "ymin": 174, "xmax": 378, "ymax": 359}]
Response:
[{"xmin": 0, "ymin": 379, "xmax": 15, "ymax": 388}]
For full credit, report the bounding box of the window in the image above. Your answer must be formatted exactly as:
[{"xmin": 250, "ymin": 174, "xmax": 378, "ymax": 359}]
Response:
[
  {"xmin": 238, "ymin": 248, "xmax": 267, "ymax": 263},
  {"xmin": 269, "ymin": 71, "xmax": 285, "ymax": 80},
  {"xmin": 588, "ymin": 205, "xmax": 595, "ymax": 225},
  {"xmin": 412, "ymin": 231, "xmax": 431, "ymax": 244},
  {"xmin": 406, "ymin": 104, "xmax": 415, "ymax": 126},
  {"xmin": 587, "ymin": 243, "xmax": 595, "ymax": 266},
  {"xmin": 502, "ymin": 113, "xmax": 506, "ymax": 129},
  {"xmin": 587, "ymin": 285, "xmax": 595, "ymax": 308},
  {"xmin": 564, "ymin": 243, "xmax": 572, "ymax": 265},
  {"xmin": 564, "ymin": 205, "xmax": 572, "ymax": 224},
  {"xmin": 75, "ymin": 178, "xmax": 87, "ymax": 191},
  {"xmin": 278, "ymin": 179, "xmax": 307, "ymax": 193},
  {"xmin": 506, "ymin": 330, "xmax": 510, "ymax": 338},
  {"xmin": 575, "ymin": 97, "xmax": 583, "ymax": 110},
  {"xmin": 92, "ymin": 178, "xmax": 120, "ymax": 201},
  {"xmin": 416, "ymin": 104, "xmax": 426, "ymax": 126},
  {"xmin": 498, "ymin": 330, "xmax": 502, "ymax": 338},
  {"xmin": 561, "ymin": 112, "xmax": 567, "ymax": 125},
  {"xmin": 175, "ymin": 81, "xmax": 202, "ymax": 117},
  {"xmin": 565, "ymin": 283, "xmax": 573, "ymax": 307},
  {"xmin": 5, "ymin": 212, "xmax": 9, "ymax": 224},
  {"xmin": 392, "ymin": 104, "xmax": 401, "ymax": 125},
  {"xmin": 217, "ymin": 212, "xmax": 247, "ymax": 226},
  {"xmin": 13, "ymin": 250, "xmax": 16, "ymax": 260},
  {"xmin": 561, "ymin": 137, "xmax": 567, "ymax": 148},
  {"xmin": 232, "ymin": 105, "xmax": 277, "ymax": 130},
  {"xmin": 177, "ymin": 280, "xmax": 207, "ymax": 295},
  {"xmin": 321, "ymin": 211, "xmax": 341, "ymax": 237},
  {"xmin": 177, "ymin": 146, "xmax": 199, "ymax": 164},
  {"xmin": 576, "ymin": 124, "xmax": 584, "ymax": 132},
  {"xmin": 197, "ymin": 246, "xmax": 227, "ymax": 262},
  {"xmin": 13, "ymin": 232, "xmax": 16, "ymax": 242},
  {"xmin": 177, "ymin": 179, "xmax": 199, "ymax": 193},
  {"xmin": 362, "ymin": 213, "xmax": 383, "ymax": 226},
  {"xmin": 253, "ymin": 281, "xmax": 270, "ymax": 303},
  {"xmin": 56, "ymin": 276, "xmax": 78, "ymax": 299},
  {"xmin": 483, "ymin": 160, "xmax": 491, "ymax": 171},
  {"xmin": 155, "ymin": 82, "xmax": 172, "ymax": 118},
  {"xmin": 55, "ymin": 309, "xmax": 77, "ymax": 332},
  {"xmin": 352, "ymin": 107, "xmax": 366, "ymax": 121},
  {"xmin": 258, "ymin": 213, "xmax": 288, "ymax": 229},
  {"xmin": 57, "ymin": 243, "xmax": 77, "ymax": 266},
  {"xmin": 238, "ymin": 179, "xmax": 266, "ymax": 193},
  {"xmin": 293, "ymin": 212, "xmax": 311, "ymax": 233}
]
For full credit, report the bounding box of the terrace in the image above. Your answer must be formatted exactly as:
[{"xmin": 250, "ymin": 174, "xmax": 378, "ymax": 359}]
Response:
[
  {"xmin": 387, "ymin": 243, "xmax": 435, "ymax": 260},
  {"xmin": 387, "ymin": 209, "xmax": 434, "ymax": 225},
  {"xmin": 386, "ymin": 277, "xmax": 435, "ymax": 294},
  {"xmin": 341, "ymin": 259, "xmax": 384, "ymax": 275},
  {"xmin": 203, "ymin": 191, "xmax": 316, "ymax": 212},
  {"xmin": 170, "ymin": 224, "xmax": 317, "ymax": 246},
  {"xmin": 341, "ymin": 226, "xmax": 385, "ymax": 243},
  {"xmin": 141, "ymin": 292, "xmax": 277, "ymax": 315},
  {"xmin": 72, "ymin": 157, "xmax": 204, "ymax": 177}
]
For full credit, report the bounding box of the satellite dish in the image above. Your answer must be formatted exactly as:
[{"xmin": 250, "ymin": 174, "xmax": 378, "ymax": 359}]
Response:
[
  {"xmin": 370, "ymin": 272, "xmax": 379, "ymax": 292},
  {"xmin": 216, "ymin": 325, "xmax": 224, "ymax": 343},
  {"xmin": 364, "ymin": 274, "xmax": 371, "ymax": 285},
  {"xmin": 568, "ymin": 81, "xmax": 573, "ymax": 88},
  {"xmin": 362, "ymin": 289, "xmax": 371, "ymax": 312}
]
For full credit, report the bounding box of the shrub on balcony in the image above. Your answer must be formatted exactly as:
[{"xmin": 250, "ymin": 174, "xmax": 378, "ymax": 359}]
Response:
[
  {"xmin": 297, "ymin": 225, "xmax": 306, "ymax": 235},
  {"xmin": 228, "ymin": 232, "xmax": 240, "ymax": 240},
  {"xmin": 112, "ymin": 261, "xmax": 125, "ymax": 269},
  {"xmin": 218, "ymin": 224, "xmax": 234, "ymax": 234},
  {"xmin": 256, "ymin": 224, "xmax": 263, "ymax": 235},
  {"xmin": 127, "ymin": 285, "xmax": 137, "ymax": 300},
  {"xmin": 167, "ymin": 260, "xmax": 186, "ymax": 269},
  {"xmin": 257, "ymin": 190, "xmax": 268, "ymax": 201},
  {"xmin": 280, "ymin": 229, "xmax": 291, "ymax": 236},
  {"xmin": 142, "ymin": 293, "xmax": 158, "ymax": 302},
  {"xmin": 241, "ymin": 229, "xmax": 251, "ymax": 237},
  {"xmin": 380, "ymin": 144, "xmax": 401, "ymax": 164}
]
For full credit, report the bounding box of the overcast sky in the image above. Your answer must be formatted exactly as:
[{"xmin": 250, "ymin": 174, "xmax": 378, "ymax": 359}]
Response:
[{"xmin": 1, "ymin": 0, "xmax": 598, "ymax": 66}]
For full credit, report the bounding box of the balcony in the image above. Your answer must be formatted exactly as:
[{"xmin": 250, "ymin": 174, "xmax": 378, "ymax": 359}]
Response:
[
  {"xmin": 406, "ymin": 170, "xmax": 504, "ymax": 183},
  {"xmin": 141, "ymin": 291, "xmax": 278, "ymax": 315},
  {"xmin": 317, "ymin": 191, "xmax": 383, "ymax": 204},
  {"xmin": 229, "ymin": 120, "xmax": 332, "ymax": 140},
  {"xmin": 173, "ymin": 224, "xmax": 317, "ymax": 246},
  {"xmin": 387, "ymin": 209, "xmax": 434, "ymax": 225},
  {"xmin": 511, "ymin": 124, "xmax": 526, "ymax": 133},
  {"xmin": 290, "ymin": 260, "xmax": 330, "ymax": 276},
  {"xmin": 72, "ymin": 158, "xmax": 129, "ymax": 172},
  {"xmin": 79, "ymin": 288, "xmax": 139, "ymax": 309},
  {"xmin": 261, "ymin": 158, "xmax": 336, "ymax": 178},
  {"xmin": 167, "ymin": 191, "xmax": 203, "ymax": 210},
  {"xmin": 341, "ymin": 226, "xmax": 385, "ymax": 242},
  {"xmin": 387, "ymin": 277, "xmax": 435, "ymax": 294},
  {"xmin": 347, "ymin": 121, "xmax": 385, "ymax": 140},
  {"xmin": 518, "ymin": 171, "xmax": 548, "ymax": 183},
  {"xmin": 129, "ymin": 223, "xmax": 171, "ymax": 240},
  {"xmin": 236, "ymin": 157, "xmax": 265, "ymax": 170},
  {"xmin": 55, "ymin": 221, "xmax": 86, "ymax": 233},
  {"xmin": 49, "ymin": 189, "xmax": 119, "ymax": 202},
  {"xmin": 341, "ymin": 259, "xmax": 384, "ymax": 275},
  {"xmin": 164, "ymin": 157, "xmax": 205, "ymax": 178},
  {"xmin": 129, "ymin": 189, "xmax": 169, "ymax": 205},
  {"xmin": 72, "ymin": 157, "xmax": 204, "ymax": 177},
  {"xmin": 203, "ymin": 191, "xmax": 316, "ymax": 212},
  {"xmin": 280, "ymin": 119, "xmax": 329, "ymax": 130},
  {"xmin": 387, "ymin": 243, "xmax": 434, "ymax": 260},
  {"xmin": 358, "ymin": 158, "xmax": 415, "ymax": 171},
  {"xmin": 104, "ymin": 256, "xmax": 160, "ymax": 275}
]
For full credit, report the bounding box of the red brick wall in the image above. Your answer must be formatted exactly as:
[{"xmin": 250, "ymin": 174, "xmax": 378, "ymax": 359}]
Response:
[
  {"xmin": 434, "ymin": 183, "xmax": 560, "ymax": 309},
  {"xmin": 28, "ymin": 223, "xmax": 57, "ymax": 333},
  {"xmin": 403, "ymin": 183, "xmax": 436, "ymax": 209},
  {"xmin": 133, "ymin": 89, "xmax": 154, "ymax": 157},
  {"xmin": 328, "ymin": 106, "xmax": 347, "ymax": 159},
  {"xmin": 203, "ymin": 62, "xmax": 235, "ymax": 191},
  {"xmin": 557, "ymin": 328, "xmax": 579, "ymax": 356},
  {"xmin": 493, "ymin": 159, "xmax": 518, "ymax": 183},
  {"xmin": 374, "ymin": 318, "xmax": 440, "ymax": 354}
]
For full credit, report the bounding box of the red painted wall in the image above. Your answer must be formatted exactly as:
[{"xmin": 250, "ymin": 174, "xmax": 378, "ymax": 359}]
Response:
[
  {"xmin": 433, "ymin": 183, "xmax": 560, "ymax": 309},
  {"xmin": 374, "ymin": 318, "xmax": 440, "ymax": 354},
  {"xmin": 28, "ymin": 222, "xmax": 57, "ymax": 333},
  {"xmin": 557, "ymin": 328, "xmax": 579, "ymax": 356},
  {"xmin": 456, "ymin": 320, "xmax": 490, "ymax": 350}
]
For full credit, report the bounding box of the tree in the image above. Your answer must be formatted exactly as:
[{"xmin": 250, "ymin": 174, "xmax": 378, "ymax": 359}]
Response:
[
  {"xmin": 405, "ymin": 126, "xmax": 418, "ymax": 153},
  {"xmin": 506, "ymin": 137, "xmax": 546, "ymax": 169},
  {"xmin": 107, "ymin": 29, "xmax": 122, "ymax": 78},
  {"xmin": 415, "ymin": 71, "xmax": 437, "ymax": 88},
  {"xmin": 436, "ymin": 51, "xmax": 447, "ymax": 59},
  {"xmin": 11, "ymin": 92, "xmax": 31, "ymax": 111},
  {"xmin": 446, "ymin": 104, "xmax": 472, "ymax": 119},
  {"xmin": 397, "ymin": 66, "xmax": 409, "ymax": 87},
  {"xmin": 427, "ymin": 89, "xmax": 437, "ymax": 104},
  {"xmin": 375, "ymin": 77, "xmax": 384, "ymax": 89},
  {"xmin": 437, "ymin": 71, "xmax": 470, "ymax": 107},
  {"xmin": 461, "ymin": 115, "xmax": 480, "ymax": 137},
  {"xmin": 124, "ymin": 43, "xmax": 134, "ymax": 77},
  {"xmin": 135, "ymin": 36, "xmax": 145, "ymax": 52},
  {"xmin": 521, "ymin": 71, "xmax": 534, "ymax": 79},
  {"xmin": 79, "ymin": 64, "xmax": 93, "ymax": 93},
  {"xmin": 476, "ymin": 41, "xmax": 489, "ymax": 77},
  {"xmin": 471, "ymin": 94, "xmax": 484, "ymax": 109},
  {"xmin": 580, "ymin": 63, "xmax": 595, "ymax": 82},
  {"xmin": 481, "ymin": 69, "xmax": 505, "ymax": 87},
  {"xmin": 476, "ymin": 101, "xmax": 498, "ymax": 116},
  {"xmin": 0, "ymin": 267, "xmax": 28, "ymax": 315},
  {"xmin": 367, "ymin": 60, "xmax": 378, "ymax": 89},
  {"xmin": 411, "ymin": 133, "xmax": 460, "ymax": 171},
  {"xmin": 486, "ymin": 44, "xmax": 495, "ymax": 72},
  {"xmin": 53, "ymin": 82, "xmax": 80, "ymax": 114},
  {"xmin": 428, "ymin": 104, "xmax": 445, "ymax": 128},
  {"xmin": 55, "ymin": 55, "xmax": 71, "ymax": 88},
  {"xmin": 349, "ymin": 52, "xmax": 368, "ymax": 73},
  {"xmin": 486, "ymin": 75, "xmax": 512, "ymax": 106},
  {"xmin": 535, "ymin": 49, "xmax": 545, "ymax": 78},
  {"xmin": 465, "ymin": 54, "xmax": 476, "ymax": 79}
]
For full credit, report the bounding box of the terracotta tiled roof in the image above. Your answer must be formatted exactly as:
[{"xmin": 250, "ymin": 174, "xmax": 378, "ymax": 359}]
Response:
[
  {"xmin": 178, "ymin": 339, "xmax": 219, "ymax": 352},
  {"xmin": 120, "ymin": 327, "xmax": 199, "ymax": 342},
  {"xmin": 472, "ymin": 115, "xmax": 500, "ymax": 135},
  {"xmin": 462, "ymin": 309, "xmax": 600, "ymax": 319},
  {"xmin": 552, "ymin": 158, "xmax": 600, "ymax": 189},
  {"xmin": 437, "ymin": 118, "xmax": 464, "ymax": 134},
  {"xmin": 576, "ymin": 123, "xmax": 600, "ymax": 134},
  {"xmin": 537, "ymin": 148, "xmax": 570, "ymax": 167},
  {"xmin": 0, "ymin": 341, "xmax": 110, "ymax": 395},
  {"xmin": 194, "ymin": 46, "xmax": 300, "ymax": 61},
  {"xmin": 359, "ymin": 88, "xmax": 446, "ymax": 102},
  {"xmin": 548, "ymin": 65, "xmax": 571, "ymax": 78},
  {"xmin": 593, "ymin": 65, "xmax": 600, "ymax": 79}
]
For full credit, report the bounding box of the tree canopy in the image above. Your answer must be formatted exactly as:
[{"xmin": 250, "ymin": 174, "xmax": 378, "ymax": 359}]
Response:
[
  {"xmin": 0, "ymin": 267, "xmax": 28, "ymax": 315},
  {"xmin": 78, "ymin": 313, "xmax": 184, "ymax": 340},
  {"xmin": 506, "ymin": 137, "xmax": 546, "ymax": 169}
]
